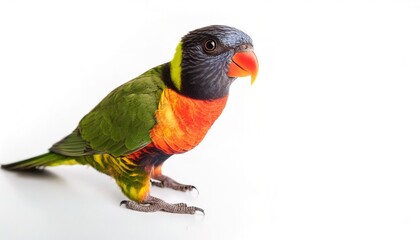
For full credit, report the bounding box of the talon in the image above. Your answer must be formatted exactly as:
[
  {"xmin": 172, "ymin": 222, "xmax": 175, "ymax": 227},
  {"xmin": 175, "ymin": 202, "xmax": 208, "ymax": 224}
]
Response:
[
  {"xmin": 194, "ymin": 207, "xmax": 205, "ymax": 215},
  {"xmin": 191, "ymin": 186, "xmax": 199, "ymax": 195},
  {"xmin": 120, "ymin": 200, "xmax": 129, "ymax": 206}
]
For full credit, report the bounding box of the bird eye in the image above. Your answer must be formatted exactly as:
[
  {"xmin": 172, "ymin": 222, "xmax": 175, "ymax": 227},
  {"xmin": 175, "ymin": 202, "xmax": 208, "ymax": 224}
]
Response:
[{"xmin": 203, "ymin": 39, "xmax": 217, "ymax": 53}]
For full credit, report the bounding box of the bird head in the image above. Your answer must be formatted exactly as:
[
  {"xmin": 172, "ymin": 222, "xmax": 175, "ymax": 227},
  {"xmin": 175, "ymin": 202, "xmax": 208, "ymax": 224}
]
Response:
[{"xmin": 169, "ymin": 25, "xmax": 258, "ymax": 100}]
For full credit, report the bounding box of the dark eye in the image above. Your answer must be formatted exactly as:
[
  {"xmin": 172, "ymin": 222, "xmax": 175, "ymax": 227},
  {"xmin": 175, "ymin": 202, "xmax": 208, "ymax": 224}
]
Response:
[{"xmin": 203, "ymin": 39, "xmax": 217, "ymax": 53}]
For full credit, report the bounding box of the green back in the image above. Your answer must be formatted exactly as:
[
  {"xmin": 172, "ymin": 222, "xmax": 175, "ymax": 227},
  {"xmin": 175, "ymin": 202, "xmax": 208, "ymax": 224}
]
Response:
[{"xmin": 50, "ymin": 65, "xmax": 166, "ymax": 157}]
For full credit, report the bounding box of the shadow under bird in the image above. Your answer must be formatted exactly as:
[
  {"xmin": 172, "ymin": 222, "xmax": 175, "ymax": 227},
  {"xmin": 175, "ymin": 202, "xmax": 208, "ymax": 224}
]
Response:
[{"xmin": 2, "ymin": 25, "xmax": 259, "ymax": 214}]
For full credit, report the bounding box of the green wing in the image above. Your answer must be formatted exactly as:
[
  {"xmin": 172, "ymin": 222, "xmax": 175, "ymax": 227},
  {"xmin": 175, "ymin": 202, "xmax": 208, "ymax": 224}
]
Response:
[{"xmin": 50, "ymin": 65, "xmax": 166, "ymax": 157}]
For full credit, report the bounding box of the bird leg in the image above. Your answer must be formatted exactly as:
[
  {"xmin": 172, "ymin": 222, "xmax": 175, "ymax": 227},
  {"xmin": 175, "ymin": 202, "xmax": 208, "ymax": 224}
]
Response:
[
  {"xmin": 120, "ymin": 195, "xmax": 204, "ymax": 214},
  {"xmin": 151, "ymin": 165, "xmax": 197, "ymax": 192}
]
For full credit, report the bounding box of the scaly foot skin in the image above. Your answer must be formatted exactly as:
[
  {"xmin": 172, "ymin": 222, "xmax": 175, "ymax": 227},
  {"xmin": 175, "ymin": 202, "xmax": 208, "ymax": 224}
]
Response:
[
  {"xmin": 120, "ymin": 196, "xmax": 204, "ymax": 215},
  {"xmin": 151, "ymin": 175, "xmax": 197, "ymax": 192}
]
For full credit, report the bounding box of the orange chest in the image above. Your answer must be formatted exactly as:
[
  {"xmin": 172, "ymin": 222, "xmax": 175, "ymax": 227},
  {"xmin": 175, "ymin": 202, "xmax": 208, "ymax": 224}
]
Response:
[{"xmin": 150, "ymin": 88, "xmax": 228, "ymax": 154}]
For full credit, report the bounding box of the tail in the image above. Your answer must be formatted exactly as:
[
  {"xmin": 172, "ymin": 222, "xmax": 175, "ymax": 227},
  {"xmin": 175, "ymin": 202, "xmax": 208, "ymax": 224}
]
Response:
[{"xmin": 1, "ymin": 152, "xmax": 79, "ymax": 171}]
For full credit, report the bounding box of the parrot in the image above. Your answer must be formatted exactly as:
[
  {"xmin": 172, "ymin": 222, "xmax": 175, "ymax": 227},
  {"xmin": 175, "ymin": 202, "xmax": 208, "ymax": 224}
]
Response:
[{"xmin": 1, "ymin": 25, "xmax": 258, "ymax": 214}]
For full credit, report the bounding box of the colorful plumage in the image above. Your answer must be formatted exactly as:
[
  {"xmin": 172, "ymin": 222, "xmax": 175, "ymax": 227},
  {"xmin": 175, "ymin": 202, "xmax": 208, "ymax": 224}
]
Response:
[{"xmin": 1, "ymin": 25, "xmax": 258, "ymax": 214}]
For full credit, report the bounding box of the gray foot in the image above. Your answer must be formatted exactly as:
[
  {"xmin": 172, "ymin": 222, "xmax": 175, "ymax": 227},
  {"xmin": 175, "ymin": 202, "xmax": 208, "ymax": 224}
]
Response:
[
  {"xmin": 151, "ymin": 175, "xmax": 197, "ymax": 192},
  {"xmin": 120, "ymin": 196, "xmax": 204, "ymax": 215}
]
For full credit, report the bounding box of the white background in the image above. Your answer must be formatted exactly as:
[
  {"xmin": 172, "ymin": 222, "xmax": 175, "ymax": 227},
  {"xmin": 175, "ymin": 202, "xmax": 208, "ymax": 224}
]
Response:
[{"xmin": 1, "ymin": 0, "xmax": 420, "ymax": 239}]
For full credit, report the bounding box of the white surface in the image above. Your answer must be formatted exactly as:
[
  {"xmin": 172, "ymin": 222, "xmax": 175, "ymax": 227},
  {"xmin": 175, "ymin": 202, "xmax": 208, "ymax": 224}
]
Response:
[{"xmin": 1, "ymin": 0, "xmax": 420, "ymax": 239}]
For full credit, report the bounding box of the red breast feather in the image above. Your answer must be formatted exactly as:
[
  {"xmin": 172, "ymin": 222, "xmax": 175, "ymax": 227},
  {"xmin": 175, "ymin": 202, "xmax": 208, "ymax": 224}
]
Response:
[{"xmin": 150, "ymin": 88, "xmax": 228, "ymax": 154}]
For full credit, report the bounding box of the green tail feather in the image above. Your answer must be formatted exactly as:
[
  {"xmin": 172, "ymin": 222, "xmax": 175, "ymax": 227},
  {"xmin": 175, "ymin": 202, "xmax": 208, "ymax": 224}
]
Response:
[{"xmin": 1, "ymin": 152, "xmax": 79, "ymax": 171}]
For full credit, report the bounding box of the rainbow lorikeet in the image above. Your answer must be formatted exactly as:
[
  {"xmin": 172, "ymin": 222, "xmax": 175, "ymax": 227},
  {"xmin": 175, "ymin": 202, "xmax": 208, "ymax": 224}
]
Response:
[{"xmin": 2, "ymin": 25, "xmax": 258, "ymax": 214}]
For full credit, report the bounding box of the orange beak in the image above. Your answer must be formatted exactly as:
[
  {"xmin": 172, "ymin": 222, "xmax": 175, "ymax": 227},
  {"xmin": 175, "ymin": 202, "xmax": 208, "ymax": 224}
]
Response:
[{"xmin": 228, "ymin": 51, "xmax": 259, "ymax": 84}]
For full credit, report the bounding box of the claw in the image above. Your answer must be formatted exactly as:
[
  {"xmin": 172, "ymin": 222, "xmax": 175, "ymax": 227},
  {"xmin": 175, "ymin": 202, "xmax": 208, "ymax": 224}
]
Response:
[
  {"xmin": 191, "ymin": 186, "xmax": 200, "ymax": 195},
  {"xmin": 194, "ymin": 207, "xmax": 205, "ymax": 215},
  {"xmin": 120, "ymin": 200, "xmax": 128, "ymax": 206}
]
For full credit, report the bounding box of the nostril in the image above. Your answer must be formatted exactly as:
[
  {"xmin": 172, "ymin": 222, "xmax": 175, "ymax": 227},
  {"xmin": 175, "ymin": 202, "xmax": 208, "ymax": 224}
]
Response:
[{"xmin": 240, "ymin": 44, "xmax": 253, "ymax": 52}]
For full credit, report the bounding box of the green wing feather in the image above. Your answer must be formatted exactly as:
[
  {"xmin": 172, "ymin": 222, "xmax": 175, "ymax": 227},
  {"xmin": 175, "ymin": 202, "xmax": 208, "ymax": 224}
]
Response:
[
  {"xmin": 50, "ymin": 65, "xmax": 166, "ymax": 157},
  {"xmin": 50, "ymin": 129, "xmax": 97, "ymax": 156}
]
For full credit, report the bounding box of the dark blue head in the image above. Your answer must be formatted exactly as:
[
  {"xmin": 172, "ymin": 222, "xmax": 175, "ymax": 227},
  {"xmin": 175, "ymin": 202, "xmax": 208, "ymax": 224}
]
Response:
[{"xmin": 169, "ymin": 25, "xmax": 258, "ymax": 100}]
